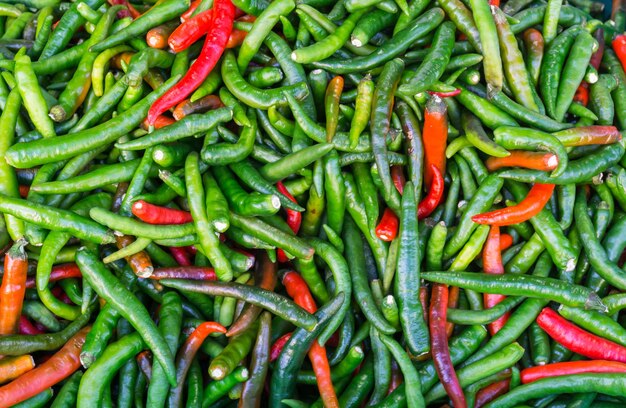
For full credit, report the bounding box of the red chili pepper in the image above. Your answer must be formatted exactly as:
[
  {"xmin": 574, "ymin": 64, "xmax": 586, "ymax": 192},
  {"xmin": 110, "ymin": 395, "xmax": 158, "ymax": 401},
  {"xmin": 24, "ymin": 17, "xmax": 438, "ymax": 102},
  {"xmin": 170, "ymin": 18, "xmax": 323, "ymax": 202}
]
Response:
[
  {"xmin": 488, "ymin": 0, "xmax": 500, "ymax": 6},
  {"xmin": 483, "ymin": 226, "xmax": 510, "ymax": 336},
  {"xmin": 390, "ymin": 165, "xmax": 405, "ymax": 195},
  {"xmin": 0, "ymin": 327, "xmax": 89, "ymax": 407},
  {"xmin": 558, "ymin": 126, "xmax": 622, "ymax": 146},
  {"xmin": 614, "ymin": 35, "xmax": 626, "ymax": 72},
  {"xmin": 142, "ymin": 115, "xmax": 175, "ymax": 131},
  {"xmin": 18, "ymin": 185, "xmax": 29, "ymax": 198},
  {"xmin": 136, "ymin": 350, "xmax": 153, "ymax": 381},
  {"xmin": 388, "ymin": 360, "xmax": 403, "ymax": 394},
  {"xmin": 590, "ymin": 28, "xmax": 605, "ymax": 70},
  {"xmin": 485, "ymin": 151, "xmax": 559, "ymax": 172},
  {"xmin": 283, "ymin": 271, "xmax": 339, "ymax": 408},
  {"xmin": 423, "ymin": 95, "xmax": 447, "ymax": 187},
  {"xmin": 521, "ymin": 360, "xmax": 626, "ymax": 384},
  {"xmin": 148, "ymin": 0, "xmax": 234, "ymax": 125},
  {"xmin": 474, "ymin": 378, "xmax": 510, "ymax": 408},
  {"xmin": 124, "ymin": 0, "xmax": 142, "ymax": 19},
  {"xmin": 537, "ymin": 308, "xmax": 626, "ymax": 363},
  {"xmin": 150, "ymin": 266, "xmax": 216, "ymax": 280},
  {"xmin": 0, "ymin": 239, "xmax": 28, "ymax": 335},
  {"xmin": 131, "ymin": 200, "xmax": 193, "ymax": 225},
  {"xmin": 169, "ymin": 8, "xmax": 213, "ymax": 52},
  {"xmin": 499, "ymin": 233, "xmax": 513, "ymax": 251},
  {"xmin": 472, "ymin": 183, "xmax": 555, "ymax": 226},
  {"xmin": 270, "ymin": 332, "xmax": 293, "ymax": 362},
  {"xmin": 573, "ymin": 83, "xmax": 589, "ymax": 107},
  {"xmin": 25, "ymin": 263, "xmax": 82, "ymax": 289},
  {"xmin": 375, "ymin": 208, "xmax": 399, "ymax": 242},
  {"xmin": 51, "ymin": 286, "xmax": 74, "ymax": 305},
  {"xmin": 181, "ymin": 0, "xmax": 202, "ymax": 21},
  {"xmin": 417, "ymin": 164, "xmax": 444, "ymax": 220},
  {"xmin": 276, "ymin": 181, "xmax": 302, "ymax": 263},
  {"xmin": 106, "ymin": 0, "xmax": 131, "ymax": 18},
  {"xmin": 169, "ymin": 247, "xmax": 193, "ymax": 266},
  {"xmin": 427, "ymin": 89, "xmax": 461, "ymax": 98},
  {"xmin": 18, "ymin": 316, "xmax": 45, "ymax": 335},
  {"xmin": 429, "ymin": 283, "xmax": 467, "ymax": 408},
  {"xmin": 226, "ymin": 29, "xmax": 248, "ymax": 48}
]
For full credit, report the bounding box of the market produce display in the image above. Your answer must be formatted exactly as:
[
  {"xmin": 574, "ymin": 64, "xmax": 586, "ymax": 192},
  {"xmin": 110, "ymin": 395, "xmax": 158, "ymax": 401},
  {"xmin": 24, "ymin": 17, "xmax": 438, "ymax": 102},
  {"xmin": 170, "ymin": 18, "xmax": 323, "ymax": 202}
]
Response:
[{"xmin": 0, "ymin": 0, "xmax": 625, "ymax": 405}]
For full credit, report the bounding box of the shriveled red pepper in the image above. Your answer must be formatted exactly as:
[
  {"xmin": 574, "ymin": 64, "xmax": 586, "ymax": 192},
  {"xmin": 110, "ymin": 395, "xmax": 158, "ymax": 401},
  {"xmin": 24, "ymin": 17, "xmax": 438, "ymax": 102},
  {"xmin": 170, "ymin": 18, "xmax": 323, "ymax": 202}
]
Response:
[
  {"xmin": 417, "ymin": 164, "xmax": 444, "ymax": 219},
  {"xmin": 537, "ymin": 308, "xmax": 626, "ymax": 363},
  {"xmin": 474, "ymin": 379, "xmax": 510, "ymax": 408},
  {"xmin": 521, "ymin": 360, "xmax": 626, "ymax": 384},
  {"xmin": 270, "ymin": 333, "xmax": 292, "ymax": 362},
  {"xmin": 472, "ymin": 183, "xmax": 555, "ymax": 226},
  {"xmin": 0, "ymin": 239, "xmax": 28, "ymax": 335},
  {"xmin": 150, "ymin": 266, "xmax": 216, "ymax": 280},
  {"xmin": 131, "ymin": 200, "xmax": 193, "ymax": 225},
  {"xmin": 391, "ymin": 165, "xmax": 405, "ymax": 195},
  {"xmin": 25, "ymin": 263, "xmax": 82, "ymax": 289},
  {"xmin": 423, "ymin": 95, "xmax": 447, "ymax": 187},
  {"xmin": 375, "ymin": 208, "xmax": 399, "ymax": 241},
  {"xmin": 614, "ymin": 34, "xmax": 626, "ymax": 72},
  {"xmin": 147, "ymin": 0, "xmax": 234, "ymax": 125},
  {"xmin": 483, "ymin": 226, "xmax": 509, "ymax": 336},
  {"xmin": 283, "ymin": 271, "xmax": 339, "ymax": 408},
  {"xmin": 0, "ymin": 327, "xmax": 90, "ymax": 407},
  {"xmin": 429, "ymin": 283, "xmax": 467, "ymax": 408},
  {"xmin": 485, "ymin": 151, "xmax": 559, "ymax": 172},
  {"xmin": 276, "ymin": 181, "xmax": 302, "ymax": 263}
]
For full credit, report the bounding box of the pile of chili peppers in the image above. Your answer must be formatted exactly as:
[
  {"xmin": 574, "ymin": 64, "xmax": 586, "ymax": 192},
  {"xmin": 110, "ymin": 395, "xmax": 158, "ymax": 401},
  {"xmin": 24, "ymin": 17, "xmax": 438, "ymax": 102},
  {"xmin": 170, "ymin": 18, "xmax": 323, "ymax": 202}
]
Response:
[{"xmin": 0, "ymin": 0, "xmax": 626, "ymax": 405}]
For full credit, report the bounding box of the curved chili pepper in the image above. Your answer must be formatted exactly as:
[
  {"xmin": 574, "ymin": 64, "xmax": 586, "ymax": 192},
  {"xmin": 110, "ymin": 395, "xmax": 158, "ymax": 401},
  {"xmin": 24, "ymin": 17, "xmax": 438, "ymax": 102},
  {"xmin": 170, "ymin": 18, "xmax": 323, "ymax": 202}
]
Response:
[
  {"xmin": 147, "ymin": 0, "xmax": 234, "ymax": 125},
  {"xmin": 537, "ymin": 308, "xmax": 626, "ymax": 363},
  {"xmin": 417, "ymin": 164, "xmax": 444, "ymax": 220},
  {"xmin": 423, "ymin": 95, "xmax": 447, "ymax": 187},
  {"xmin": 472, "ymin": 183, "xmax": 555, "ymax": 226},
  {"xmin": 483, "ymin": 226, "xmax": 509, "ymax": 336},
  {"xmin": 375, "ymin": 208, "xmax": 399, "ymax": 242},
  {"xmin": 136, "ymin": 350, "xmax": 153, "ymax": 381},
  {"xmin": 0, "ymin": 326, "xmax": 89, "ymax": 408},
  {"xmin": 270, "ymin": 333, "xmax": 292, "ymax": 362},
  {"xmin": 283, "ymin": 271, "xmax": 339, "ymax": 408},
  {"xmin": 0, "ymin": 239, "xmax": 28, "ymax": 335},
  {"xmin": 499, "ymin": 233, "xmax": 513, "ymax": 251},
  {"xmin": 131, "ymin": 200, "xmax": 193, "ymax": 225},
  {"xmin": 141, "ymin": 115, "xmax": 175, "ymax": 131},
  {"xmin": 521, "ymin": 360, "xmax": 626, "ymax": 383},
  {"xmin": 429, "ymin": 283, "xmax": 467, "ymax": 408},
  {"xmin": 168, "ymin": 321, "xmax": 227, "ymax": 407},
  {"xmin": 181, "ymin": 0, "xmax": 202, "ymax": 21},
  {"xmin": 574, "ymin": 82, "xmax": 589, "ymax": 107}
]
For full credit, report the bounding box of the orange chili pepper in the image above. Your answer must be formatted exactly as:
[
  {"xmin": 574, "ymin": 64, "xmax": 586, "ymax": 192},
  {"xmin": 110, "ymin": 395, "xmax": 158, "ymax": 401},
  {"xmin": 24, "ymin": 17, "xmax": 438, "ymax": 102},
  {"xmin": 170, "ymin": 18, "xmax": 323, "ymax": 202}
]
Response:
[
  {"xmin": 485, "ymin": 151, "xmax": 559, "ymax": 172},
  {"xmin": 423, "ymin": 95, "xmax": 448, "ymax": 187},
  {"xmin": 483, "ymin": 226, "xmax": 509, "ymax": 336},
  {"xmin": 472, "ymin": 183, "xmax": 555, "ymax": 226},
  {"xmin": 0, "ymin": 239, "xmax": 28, "ymax": 335}
]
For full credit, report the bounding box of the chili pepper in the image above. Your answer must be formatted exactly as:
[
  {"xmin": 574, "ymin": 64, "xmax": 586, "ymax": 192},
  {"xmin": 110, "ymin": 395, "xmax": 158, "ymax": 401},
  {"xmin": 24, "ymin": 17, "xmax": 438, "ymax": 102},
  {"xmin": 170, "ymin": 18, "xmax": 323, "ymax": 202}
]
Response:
[
  {"xmin": 614, "ymin": 34, "xmax": 626, "ymax": 71},
  {"xmin": 417, "ymin": 164, "xmax": 443, "ymax": 220},
  {"xmin": 0, "ymin": 238, "xmax": 27, "ymax": 335},
  {"xmin": 270, "ymin": 332, "xmax": 292, "ymax": 362},
  {"xmin": 146, "ymin": 0, "xmax": 233, "ymax": 124},
  {"xmin": 537, "ymin": 307, "xmax": 626, "ymax": 362},
  {"xmin": 282, "ymin": 271, "xmax": 338, "ymax": 407},
  {"xmin": 422, "ymin": 95, "xmax": 447, "ymax": 187},
  {"xmin": 521, "ymin": 360, "xmax": 626, "ymax": 383},
  {"xmin": 167, "ymin": 322, "xmax": 227, "ymax": 408},
  {"xmin": 472, "ymin": 183, "xmax": 555, "ymax": 226},
  {"xmin": 375, "ymin": 208, "xmax": 399, "ymax": 241},
  {"xmin": 324, "ymin": 76, "xmax": 343, "ymax": 143},
  {"xmin": 0, "ymin": 326, "xmax": 89, "ymax": 408},
  {"xmin": 76, "ymin": 248, "xmax": 176, "ymax": 386}
]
